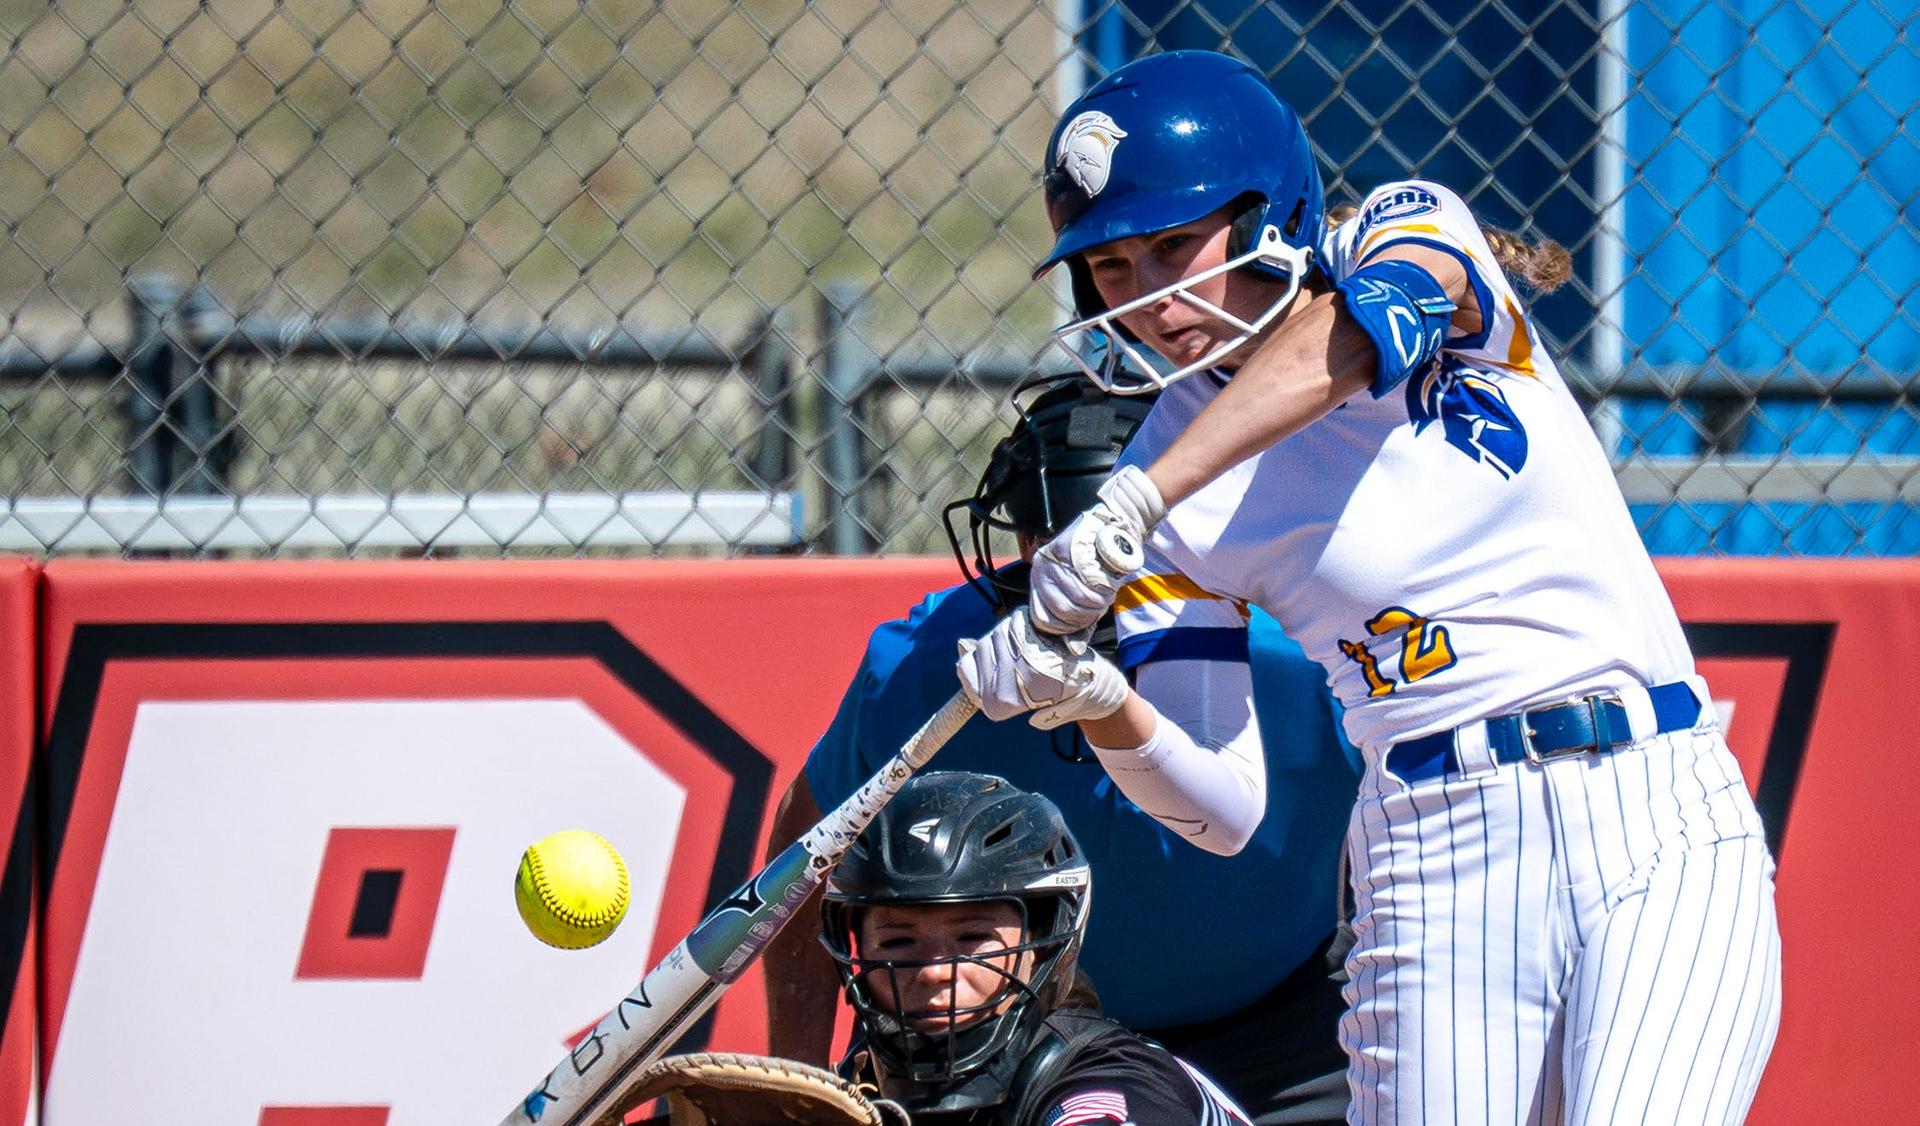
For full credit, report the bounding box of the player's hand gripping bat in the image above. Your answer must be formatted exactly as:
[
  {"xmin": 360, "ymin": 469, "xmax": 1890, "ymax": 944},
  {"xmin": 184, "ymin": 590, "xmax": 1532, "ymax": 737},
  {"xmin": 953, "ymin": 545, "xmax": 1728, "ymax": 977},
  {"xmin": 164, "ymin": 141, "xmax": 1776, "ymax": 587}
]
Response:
[{"xmin": 497, "ymin": 691, "xmax": 978, "ymax": 1126}]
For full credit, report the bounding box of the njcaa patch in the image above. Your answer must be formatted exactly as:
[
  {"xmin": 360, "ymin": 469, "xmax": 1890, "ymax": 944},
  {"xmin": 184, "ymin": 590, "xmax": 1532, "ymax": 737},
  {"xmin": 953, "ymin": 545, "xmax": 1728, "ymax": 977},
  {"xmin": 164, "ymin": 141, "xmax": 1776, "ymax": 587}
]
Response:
[
  {"xmin": 1055, "ymin": 111, "xmax": 1129, "ymax": 198},
  {"xmin": 1356, "ymin": 185, "xmax": 1440, "ymax": 239},
  {"xmin": 1408, "ymin": 362, "xmax": 1529, "ymax": 478}
]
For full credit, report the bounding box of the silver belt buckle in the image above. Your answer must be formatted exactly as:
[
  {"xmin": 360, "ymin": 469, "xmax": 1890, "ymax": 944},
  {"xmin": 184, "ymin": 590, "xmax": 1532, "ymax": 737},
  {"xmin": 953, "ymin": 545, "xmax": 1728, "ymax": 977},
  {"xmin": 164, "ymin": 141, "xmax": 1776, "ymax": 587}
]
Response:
[{"xmin": 1520, "ymin": 695, "xmax": 1622, "ymax": 765}]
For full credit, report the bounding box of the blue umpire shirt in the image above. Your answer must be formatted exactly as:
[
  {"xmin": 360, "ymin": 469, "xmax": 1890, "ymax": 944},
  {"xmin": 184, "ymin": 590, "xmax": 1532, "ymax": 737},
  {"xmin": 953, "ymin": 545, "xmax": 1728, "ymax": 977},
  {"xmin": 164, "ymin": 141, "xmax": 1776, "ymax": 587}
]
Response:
[{"xmin": 804, "ymin": 573, "xmax": 1363, "ymax": 1030}]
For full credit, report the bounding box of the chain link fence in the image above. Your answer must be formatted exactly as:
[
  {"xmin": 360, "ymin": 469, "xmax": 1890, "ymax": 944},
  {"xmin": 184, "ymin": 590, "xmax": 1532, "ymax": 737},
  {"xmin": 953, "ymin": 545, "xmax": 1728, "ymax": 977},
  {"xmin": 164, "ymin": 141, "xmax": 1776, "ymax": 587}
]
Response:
[{"xmin": 0, "ymin": 0, "xmax": 1914, "ymax": 556}]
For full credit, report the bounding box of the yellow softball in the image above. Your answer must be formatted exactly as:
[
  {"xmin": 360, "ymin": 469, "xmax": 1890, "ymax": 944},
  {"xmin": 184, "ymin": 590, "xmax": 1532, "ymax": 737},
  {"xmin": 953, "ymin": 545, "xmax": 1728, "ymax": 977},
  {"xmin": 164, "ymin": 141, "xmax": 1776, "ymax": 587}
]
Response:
[{"xmin": 514, "ymin": 829, "xmax": 631, "ymax": 950}]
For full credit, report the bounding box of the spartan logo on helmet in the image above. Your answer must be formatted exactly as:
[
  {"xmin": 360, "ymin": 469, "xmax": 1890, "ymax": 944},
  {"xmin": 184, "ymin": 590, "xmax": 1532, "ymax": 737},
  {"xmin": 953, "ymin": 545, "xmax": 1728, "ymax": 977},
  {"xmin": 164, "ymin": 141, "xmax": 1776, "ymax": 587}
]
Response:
[{"xmin": 1054, "ymin": 111, "xmax": 1128, "ymax": 198}]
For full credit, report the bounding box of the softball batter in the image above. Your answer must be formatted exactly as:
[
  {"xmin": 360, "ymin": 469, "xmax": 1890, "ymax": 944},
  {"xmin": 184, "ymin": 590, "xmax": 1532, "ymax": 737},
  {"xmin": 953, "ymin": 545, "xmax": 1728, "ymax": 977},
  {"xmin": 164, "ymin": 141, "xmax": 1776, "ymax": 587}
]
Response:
[{"xmin": 956, "ymin": 49, "xmax": 1781, "ymax": 1125}]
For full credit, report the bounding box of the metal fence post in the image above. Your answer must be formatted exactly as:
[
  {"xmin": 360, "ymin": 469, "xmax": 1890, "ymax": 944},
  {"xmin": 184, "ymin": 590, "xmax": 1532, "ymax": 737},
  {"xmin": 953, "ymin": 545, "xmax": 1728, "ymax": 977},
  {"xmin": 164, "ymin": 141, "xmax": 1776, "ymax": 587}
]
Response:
[
  {"xmin": 172, "ymin": 285, "xmax": 225, "ymax": 495},
  {"xmin": 819, "ymin": 283, "xmax": 873, "ymax": 555},
  {"xmin": 124, "ymin": 276, "xmax": 176, "ymax": 495},
  {"xmin": 747, "ymin": 310, "xmax": 793, "ymax": 490}
]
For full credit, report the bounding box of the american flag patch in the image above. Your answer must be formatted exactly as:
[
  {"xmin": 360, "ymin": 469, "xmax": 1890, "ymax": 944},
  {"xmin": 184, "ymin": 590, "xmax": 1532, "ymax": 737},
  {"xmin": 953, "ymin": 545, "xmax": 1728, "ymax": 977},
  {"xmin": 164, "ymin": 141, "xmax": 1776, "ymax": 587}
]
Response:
[{"xmin": 1043, "ymin": 1087, "xmax": 1132, "ymax": 1125}]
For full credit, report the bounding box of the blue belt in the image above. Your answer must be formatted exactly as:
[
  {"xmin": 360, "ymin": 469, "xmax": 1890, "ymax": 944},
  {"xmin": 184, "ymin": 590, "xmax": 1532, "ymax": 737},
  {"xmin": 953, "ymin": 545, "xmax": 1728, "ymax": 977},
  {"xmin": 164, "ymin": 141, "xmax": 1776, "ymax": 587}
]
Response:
[{"xmin": 1386, "ymin": 682, "xmax": 1701, "ymax": 785}]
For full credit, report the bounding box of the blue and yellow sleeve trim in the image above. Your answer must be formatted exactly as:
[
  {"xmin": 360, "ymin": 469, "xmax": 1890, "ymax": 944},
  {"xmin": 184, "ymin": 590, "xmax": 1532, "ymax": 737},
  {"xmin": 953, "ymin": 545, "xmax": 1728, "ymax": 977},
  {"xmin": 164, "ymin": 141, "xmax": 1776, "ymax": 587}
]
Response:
[{"xmin": 1114, "ymin": 572, "xmax": 1249, "ymax": 615}]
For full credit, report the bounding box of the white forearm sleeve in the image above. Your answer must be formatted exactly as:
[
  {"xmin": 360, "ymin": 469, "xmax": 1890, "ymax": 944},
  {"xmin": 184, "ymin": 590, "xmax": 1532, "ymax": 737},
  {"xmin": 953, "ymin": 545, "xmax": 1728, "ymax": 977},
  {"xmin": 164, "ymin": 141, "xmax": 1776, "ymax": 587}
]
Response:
[{"xmin": 1086, "ymin": 659, "xmax": 1266, "ymax": 855}]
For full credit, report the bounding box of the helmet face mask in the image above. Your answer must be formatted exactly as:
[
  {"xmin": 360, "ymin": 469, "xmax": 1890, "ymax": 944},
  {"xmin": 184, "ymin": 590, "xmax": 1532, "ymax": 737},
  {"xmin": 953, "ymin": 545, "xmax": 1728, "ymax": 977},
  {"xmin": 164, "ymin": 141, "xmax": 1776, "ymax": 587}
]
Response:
[
  {"xmin": 941, "ymin": 490, "xmax": 1034, "ymax": 616},
  {"xmin": 1052, "ymin": 227, "xmax": 1314, "ymax": 394},
  {"xmin": 831, "ymin": 899, "xmax": 1075, "ymax": 1086},
  {"xmin": 942, "ymin": 376, "xmax": 1157, "ymax": 615},
  {"xmin": 940, "ymin": 415, "xmax": 1054, "ymax": 616}
]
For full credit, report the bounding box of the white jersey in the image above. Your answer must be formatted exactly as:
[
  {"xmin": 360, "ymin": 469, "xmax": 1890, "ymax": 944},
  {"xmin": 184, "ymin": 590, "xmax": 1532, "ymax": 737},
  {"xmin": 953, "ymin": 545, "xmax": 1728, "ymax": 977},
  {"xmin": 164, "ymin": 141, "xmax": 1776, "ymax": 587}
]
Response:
[{"xmin": 1115, "ymin": 180, "xmax": 1694, "ymax": 753}]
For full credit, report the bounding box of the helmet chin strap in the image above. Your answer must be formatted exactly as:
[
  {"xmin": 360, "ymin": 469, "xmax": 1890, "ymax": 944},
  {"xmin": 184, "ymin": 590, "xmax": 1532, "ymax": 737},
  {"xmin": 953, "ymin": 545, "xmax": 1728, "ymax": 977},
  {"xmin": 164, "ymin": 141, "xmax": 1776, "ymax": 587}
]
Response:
[{"xmin": 1051, "ymin": 229, "xmax": 1312, "ymax": 395}]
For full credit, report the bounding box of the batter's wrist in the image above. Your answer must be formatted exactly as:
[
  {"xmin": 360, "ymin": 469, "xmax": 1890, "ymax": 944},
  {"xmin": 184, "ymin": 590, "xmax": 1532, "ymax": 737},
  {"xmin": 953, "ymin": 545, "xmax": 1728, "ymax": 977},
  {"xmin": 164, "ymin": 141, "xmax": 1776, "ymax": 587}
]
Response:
[{"xmin": 1098, "ymin": 464, "xmax": 1167, "ymax": 533}]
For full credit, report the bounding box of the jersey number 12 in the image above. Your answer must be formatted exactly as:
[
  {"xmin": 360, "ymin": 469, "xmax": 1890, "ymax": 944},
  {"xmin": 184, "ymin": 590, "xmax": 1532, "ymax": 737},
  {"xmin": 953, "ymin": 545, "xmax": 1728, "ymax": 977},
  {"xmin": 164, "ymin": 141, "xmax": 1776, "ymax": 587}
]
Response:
[{"xmin": 1338, "ymin": 606, "xmax": 1457, "ymax": 697}]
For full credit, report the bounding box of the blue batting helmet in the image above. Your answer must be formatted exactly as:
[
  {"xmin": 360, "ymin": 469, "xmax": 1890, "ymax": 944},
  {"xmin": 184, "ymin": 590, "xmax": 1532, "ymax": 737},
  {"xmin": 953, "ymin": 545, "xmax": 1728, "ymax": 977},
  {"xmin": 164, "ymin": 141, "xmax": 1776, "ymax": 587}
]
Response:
[{"xmin": 1036, "ymin": 50, "xmax": 1326, "ymax": 318}]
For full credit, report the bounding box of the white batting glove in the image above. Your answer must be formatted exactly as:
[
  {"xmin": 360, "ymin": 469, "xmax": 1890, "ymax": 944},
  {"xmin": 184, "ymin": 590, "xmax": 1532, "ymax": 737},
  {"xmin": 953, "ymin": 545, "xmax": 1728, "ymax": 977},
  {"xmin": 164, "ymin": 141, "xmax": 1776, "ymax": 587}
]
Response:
[
  {"xmin": 1028, "ymin": 464, "xmax": 1166, "ymax": 635},
  {"xmin": 955, "ymin": 609, "xmax": 1130, "ymax": 730}
]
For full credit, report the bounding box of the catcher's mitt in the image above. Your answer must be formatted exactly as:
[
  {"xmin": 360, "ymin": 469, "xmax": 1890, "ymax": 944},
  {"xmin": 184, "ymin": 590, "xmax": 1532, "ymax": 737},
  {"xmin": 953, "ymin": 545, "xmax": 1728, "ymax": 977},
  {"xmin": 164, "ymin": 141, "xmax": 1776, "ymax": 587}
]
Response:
[{"xmin": 601, "ymin": 1052, "xmax": 909, "ymax": 1126}]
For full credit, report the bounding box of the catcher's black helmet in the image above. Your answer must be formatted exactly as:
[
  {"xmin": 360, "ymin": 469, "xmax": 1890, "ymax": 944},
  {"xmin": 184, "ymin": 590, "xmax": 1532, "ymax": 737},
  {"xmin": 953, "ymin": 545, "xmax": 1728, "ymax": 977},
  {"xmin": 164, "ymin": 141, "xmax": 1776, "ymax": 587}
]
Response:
[
  {"xmin": 943, "ymin": 376, "xmax": 1158, "ymax": 615},
  {"xmin": 821, "ymin": 771, "xmax": 1091, "ymax": 1115}
]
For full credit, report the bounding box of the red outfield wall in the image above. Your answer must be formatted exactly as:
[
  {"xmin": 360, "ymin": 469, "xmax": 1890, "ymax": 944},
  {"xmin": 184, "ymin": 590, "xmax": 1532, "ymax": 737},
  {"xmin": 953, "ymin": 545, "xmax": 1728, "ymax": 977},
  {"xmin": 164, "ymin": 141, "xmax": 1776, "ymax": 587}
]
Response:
[
  {"xmin": 0, "ymin": 561, "xmax": 34, "ymax": 1126},
  {"xmin": 1660, "ymin": 560, "xmax": 1920, "ymax": 1123},
  {"xmin": 0, "ymin": 556, "xmax": 1908, "ymax": 1123}
]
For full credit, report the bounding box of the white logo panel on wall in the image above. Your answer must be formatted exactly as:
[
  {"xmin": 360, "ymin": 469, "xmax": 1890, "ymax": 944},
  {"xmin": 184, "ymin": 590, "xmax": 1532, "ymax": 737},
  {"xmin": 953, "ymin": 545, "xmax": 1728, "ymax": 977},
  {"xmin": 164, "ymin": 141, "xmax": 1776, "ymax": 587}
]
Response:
[{"xmin": 41, "ymin": 698, "xmax": 686, "ymax": 1126}]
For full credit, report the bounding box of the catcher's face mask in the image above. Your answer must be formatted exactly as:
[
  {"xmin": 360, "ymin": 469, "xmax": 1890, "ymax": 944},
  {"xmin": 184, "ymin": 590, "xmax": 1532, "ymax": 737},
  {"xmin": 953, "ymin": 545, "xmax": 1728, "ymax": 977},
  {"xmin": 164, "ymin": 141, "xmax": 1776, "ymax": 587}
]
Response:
[
  {"xmin": 854, "ymin": 902, "xmax": 1033, "ymax": 1031},
  {"xmin": 826, "ymin": 896, "xmax": 1080, "ymax": 1104}
]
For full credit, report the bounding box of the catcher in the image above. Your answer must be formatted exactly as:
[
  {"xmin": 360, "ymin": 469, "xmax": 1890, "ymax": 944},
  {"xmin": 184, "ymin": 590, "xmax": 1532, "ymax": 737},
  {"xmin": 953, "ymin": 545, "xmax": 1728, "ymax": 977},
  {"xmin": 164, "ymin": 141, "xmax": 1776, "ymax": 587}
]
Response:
[{"xmin": 626, "ymin": 771, "xmax": 1251, "ymax": 1125}]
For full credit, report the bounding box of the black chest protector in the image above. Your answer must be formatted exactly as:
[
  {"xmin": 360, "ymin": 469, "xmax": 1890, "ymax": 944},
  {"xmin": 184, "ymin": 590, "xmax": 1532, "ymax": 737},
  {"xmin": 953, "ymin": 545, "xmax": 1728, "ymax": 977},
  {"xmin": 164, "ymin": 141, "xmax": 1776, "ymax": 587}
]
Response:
[
  {"xmin": 856, "ymin": 1007, "xmax": 1131, "ymax": 1126},
  {"xmin": 1003, "ymin": 1008, "xmax": 1133, "ymax": 1126}
]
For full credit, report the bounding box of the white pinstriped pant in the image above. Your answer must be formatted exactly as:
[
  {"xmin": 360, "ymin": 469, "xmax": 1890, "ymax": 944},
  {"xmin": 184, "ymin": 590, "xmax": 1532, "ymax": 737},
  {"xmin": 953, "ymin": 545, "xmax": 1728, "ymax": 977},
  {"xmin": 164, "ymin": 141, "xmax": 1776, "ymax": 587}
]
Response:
[{"xmin": 1339, "ymin": 719, "xmax": 1781, "ymax": 1125}]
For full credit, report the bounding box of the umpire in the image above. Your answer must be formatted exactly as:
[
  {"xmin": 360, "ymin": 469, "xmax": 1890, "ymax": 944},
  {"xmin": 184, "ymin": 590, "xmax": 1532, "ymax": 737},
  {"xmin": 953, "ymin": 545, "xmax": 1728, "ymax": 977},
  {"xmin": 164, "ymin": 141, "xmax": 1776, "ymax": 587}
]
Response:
[{"xmin": 765, "ymin": 377, "xmax": 1363, "ymax": 1124}]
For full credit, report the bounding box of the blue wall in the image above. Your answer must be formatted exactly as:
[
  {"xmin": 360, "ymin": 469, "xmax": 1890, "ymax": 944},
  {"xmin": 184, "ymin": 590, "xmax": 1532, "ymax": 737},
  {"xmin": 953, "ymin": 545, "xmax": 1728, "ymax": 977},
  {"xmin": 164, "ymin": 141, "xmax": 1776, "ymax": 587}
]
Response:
[{"xmin": 1622, "ymin": 0, "xmax": 1919, "ymax": 373}]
